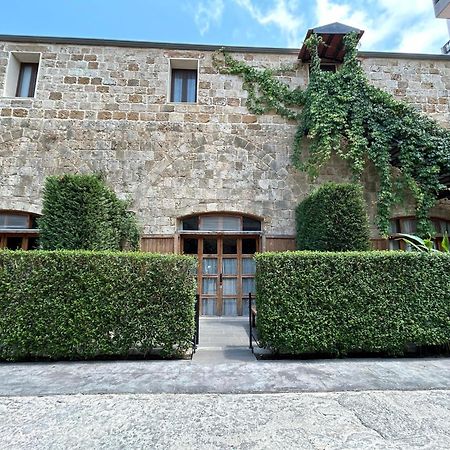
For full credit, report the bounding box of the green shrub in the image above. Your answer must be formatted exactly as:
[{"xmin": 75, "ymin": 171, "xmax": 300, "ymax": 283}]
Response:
[
  {"xmin": 255, "ymin": 251, "xmax": 450, "ymax": 356},
  {"xmin": 0, "ymin": 250, "xmax": 196, "ymax": 360},
  {"xmin": 296, "ymin": 183, "xmax": 370, "ymax": 251},
  {"xmin": 38, "ymin": 174, "xmax": 140, "ymax": 250}
]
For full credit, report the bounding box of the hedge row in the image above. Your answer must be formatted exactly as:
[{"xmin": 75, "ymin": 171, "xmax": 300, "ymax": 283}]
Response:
[
  {"xmin": 0, "ymin": 250, "xmax": 196, "ymax": 360},
  {"xmin": 255, "ymin": 251, "xmax": 450, "ymax": 355},
  {"xmin": 39, "ymin": 174, "xmax": 140, "ymax": 251},
  {"xmin": 296, "ymin": 183, "xmax": 370, "ymax": 251}
]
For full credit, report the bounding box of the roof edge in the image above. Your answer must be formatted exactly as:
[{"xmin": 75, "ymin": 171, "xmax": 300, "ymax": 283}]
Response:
[
  {"xmin": 358, "ymin": 51, "xmax": 450, "ymax": 61},
  {"xmin": 0, "ymin": 34, "xmax": 299, "ymax": 55},
  {"xmin": 0, "ymin": 34, "xmax": 449, "ymax": 60}
]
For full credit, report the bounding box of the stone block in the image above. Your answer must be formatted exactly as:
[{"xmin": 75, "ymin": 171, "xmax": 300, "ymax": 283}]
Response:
[
  {"xmin": 97, "ymin": 111, "xmax": 112, "ymax": 120},
  {"xmin": 49, "ymin": 92, "xmax": 62, "ymax": 100},
  {"xmin": 69, "ymin": 111, "xmax": 84, "ymax": 119},
  {"xmin": 12, "ymin": 109, "xmax": 28, "ymax": 118},
  {"xmin": 129, "ymin": 94, "xmax": 143, "ymax": 103},
  {"xmin": 64, "ymin": 76, "xmax": 77, "ymax": 84}
]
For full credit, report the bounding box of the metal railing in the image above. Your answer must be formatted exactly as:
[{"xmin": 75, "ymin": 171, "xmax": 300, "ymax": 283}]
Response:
[
  {"xmin": 248, "ymin": 292, "xmax": 260, "ymax": 352},
  {"xmin": 191, "ymin": 294, "xmax": 200, "ymax": 358}
]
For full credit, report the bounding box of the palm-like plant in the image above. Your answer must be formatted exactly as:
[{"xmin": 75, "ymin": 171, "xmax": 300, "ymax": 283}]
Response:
[{"xmin": 394, "ymin": 232, "xmax": 449, "ymax": 253}]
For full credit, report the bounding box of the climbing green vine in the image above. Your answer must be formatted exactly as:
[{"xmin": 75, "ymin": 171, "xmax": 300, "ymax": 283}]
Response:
[{"xmin": 213, "ymin": 33, "xmax": 450, "ymax": 236}]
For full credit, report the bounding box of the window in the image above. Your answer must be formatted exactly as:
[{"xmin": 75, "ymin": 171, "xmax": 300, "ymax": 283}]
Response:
[
  {"xmin": 180, "ymin": 214, "xmax": 262, "ymax": 232},
  {"xmin": 320, "ymin": 64, "xmax": 337, "ymax": 73},
  {"xmin": 16, "ymin": 63, "xmax": 38, "ymax": 97},
  {"xmin": 0, "ymin": 211, "xmax": 40, "ymax": 250},
  {"xmin": 169, "ymin": 59, "xmax": 198, "ymax": 103},
  {"xmin": 171, "ymin": 69, "xmax": 197, "ymax": 102},
  {"xmin": 4, "ymin": 52, "xmax": 40, "ymax": 98},
  {"xmin": 388, "ymin": 217, "xmax": 450, "ymax": 251}
]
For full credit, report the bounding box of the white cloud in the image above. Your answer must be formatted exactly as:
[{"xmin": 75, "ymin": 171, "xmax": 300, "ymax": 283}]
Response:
[
  {"xmin": 194, "ymin": 0, "xmax": 225, "ymax": 35},
  {"xmin": 314, "ymin": 0, "xmax": 449, "ymax": 53},
  {"xmin": 234, "ymin": 0, "xmax": 304, "ymax": 47}
]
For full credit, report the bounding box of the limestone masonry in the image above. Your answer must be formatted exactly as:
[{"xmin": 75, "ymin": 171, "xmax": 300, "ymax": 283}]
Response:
[{"xmin": 1, "ymin": 36, "xmax": 450, "ymax": 247}]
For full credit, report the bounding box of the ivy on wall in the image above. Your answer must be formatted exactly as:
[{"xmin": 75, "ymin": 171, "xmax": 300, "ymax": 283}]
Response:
[{"xmin": 213, "ymin": 33, "xmax": 450, "ymax": 236}]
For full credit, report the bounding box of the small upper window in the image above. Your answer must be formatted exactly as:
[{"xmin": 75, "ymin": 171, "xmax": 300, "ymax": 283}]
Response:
[
  {"xmin": 309, "ymin": 63, "xmax": 337, "ymax": 74},
  {"xmin": 169, "ymin": 59, "xmax": 198, "ymax": 103},
  {"xmin": 171, "ymin": 69, "xmax": 197, "ymax": 102},
  {"xmin": 16, "ymin": 63, "xmax": 38, "ymax": 97},
  {"xmin": 320, "ymin": 64, "xmax": 337, "ymax": 73},
  {"xmin": 4, "ymin": 52, "xmax": 40, "ymax": 98}
]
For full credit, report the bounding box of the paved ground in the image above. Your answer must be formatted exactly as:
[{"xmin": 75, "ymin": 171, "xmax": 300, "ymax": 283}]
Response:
[
  {"xmin": 2, "ymin": 357, "xmax": 450, "ymax": 396},
  {"xmin": 2, "ymin": 391, "xmax": 450, "ymax": 449},
  {"xmin": 194, "ymin": 317, "xmax": 256, "ymax": 363},
  {"xmin": 2, "ymin": 318, "xmax": 450, "ymax": 448}
]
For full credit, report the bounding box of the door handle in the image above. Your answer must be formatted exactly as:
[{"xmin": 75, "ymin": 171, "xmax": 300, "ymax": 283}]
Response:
[{"xmin": 219, "ymin": 273, "xmax": 223, "ymax": 284}]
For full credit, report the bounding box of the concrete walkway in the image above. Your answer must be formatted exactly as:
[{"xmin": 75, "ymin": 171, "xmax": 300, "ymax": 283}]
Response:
[
  {"xmin": 193, "ymin": 317, "xmax": 255, "ymax": 363},
  {"xmin": 2, "ymin": 357, "xmax": 450, "ymax": 396}
]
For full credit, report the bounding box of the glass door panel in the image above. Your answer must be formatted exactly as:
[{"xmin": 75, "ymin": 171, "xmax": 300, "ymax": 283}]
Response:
[
  {"xmin": 242, "ymin": 278, "xmax": 255, "ymax": 295},
  {"xmin": 242, "ymin": 258, "xmax": 256, "ymax": 275},
  {"xmin": 222, "ymin": 258, "xmax": 237, "ymax": 275},
  {"xmin": 202, "ymin": 298, "xmax": 216, "ymax": 316},
  {"xmin": 202, "ymin": 258, "xmax": 218, "ymax": 275},
  {"xmin": 202, "ymin": 278, "xmax": 217, "ymax": 295},
  {"xmin": 223, "ymin": 299, "xmax": 237, "ymax": 316},
  {"xmin": 223, "ymin": 278, "xmax": 237, "ymax": 295}
]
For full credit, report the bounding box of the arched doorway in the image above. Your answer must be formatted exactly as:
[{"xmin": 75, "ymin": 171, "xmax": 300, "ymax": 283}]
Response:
[{"xmin": 179, "ymin": 213, "xmax": 262, "ymax": 316}]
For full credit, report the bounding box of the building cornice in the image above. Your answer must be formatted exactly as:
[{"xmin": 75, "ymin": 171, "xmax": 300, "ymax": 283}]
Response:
[{"xmin": 0, "ymin": 34, "xmax": 449, "ymax": 61}]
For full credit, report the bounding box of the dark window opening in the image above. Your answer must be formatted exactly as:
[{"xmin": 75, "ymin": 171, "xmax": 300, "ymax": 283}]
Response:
[
  {"xmin": 171, "ymin": 69, "xmax": 197, "ymax": 103},
  {"xmin": 243, "ymin": 217, "xmax": 261, "ymax": 232},
  {"xmin": 182, "ymin": 216, "xmax": 199, "ymax": 231},
  {"xmin": 28, "ymin": 237, "xmax": 40, "ymax": 250},
  {"xmin": 183, "ymin": 238, "xmax": 198, "ymax": 254},
  {"xmin": 203, "ymin": 238, "xmax": 217, "ymax": 254},
  {"xmin": 6, "ymin": 236, "xmax": 23, "ymax": 250},
  {"xmin": 223, "ymin": 238, "xmax": 237, "ymax": 254},
  {"xmin": 242, "ymin": 238, "xmax": 257, "ymax": 254},
  {"xmin": 16, "ymin": 63, "xmax": 38, "ymax": 97},
  {"xmin": 320, "ymin": 64, "xmax": 337, "ymax": 73}
]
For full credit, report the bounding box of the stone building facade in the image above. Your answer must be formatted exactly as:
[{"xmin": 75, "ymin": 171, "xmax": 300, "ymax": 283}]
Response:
[{"xmin": 1, "ymin": 32, "xmax": 450, "ymax": 314}]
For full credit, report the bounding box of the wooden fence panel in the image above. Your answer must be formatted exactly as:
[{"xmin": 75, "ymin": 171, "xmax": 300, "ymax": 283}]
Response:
[
  {"xmin": 141, "ymin": 236, "xmax": 174, "ymax": 253},
  {"xmin": 265, "ymin": 237, "xmax": 296, "ymax": 252}
]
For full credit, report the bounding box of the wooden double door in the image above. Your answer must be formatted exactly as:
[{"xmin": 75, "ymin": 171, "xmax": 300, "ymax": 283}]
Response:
[{"xmin": 182, "ymin": 235, "xmax": 259, "ymax": 316}]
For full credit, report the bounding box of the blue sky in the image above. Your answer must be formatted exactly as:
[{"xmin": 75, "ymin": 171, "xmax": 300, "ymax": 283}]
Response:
[{"xmin": 2, "ymin": 0, "xmax": 448, "ymax": 54}]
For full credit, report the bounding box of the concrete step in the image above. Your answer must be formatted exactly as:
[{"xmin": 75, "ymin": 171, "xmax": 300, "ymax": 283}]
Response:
[{"xmin": 192, "ymin": 347, "xmax": 256, "ymax": 363}]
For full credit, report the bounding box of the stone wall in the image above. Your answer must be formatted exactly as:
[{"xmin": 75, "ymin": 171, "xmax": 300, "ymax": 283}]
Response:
[{"xmin": 0, "ymin": 39, "xmax": 449, "ymax": 238}]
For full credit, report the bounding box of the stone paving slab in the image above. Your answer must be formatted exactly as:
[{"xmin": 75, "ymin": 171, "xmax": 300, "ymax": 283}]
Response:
[
  {"xmin": 198, "ymin": 317, "xmax": 251, "ymax": 348},
  {"xmin": 1, "ymin": 390, "xmax": 450, "ymax": 449},
  {"xmin": 1, "ymin": 357, "xmax": 450, "ymax": 396}
]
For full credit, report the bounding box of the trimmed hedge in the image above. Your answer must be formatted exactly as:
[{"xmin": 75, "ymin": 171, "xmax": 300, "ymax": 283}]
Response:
[
  {"xmin": 0, "ymin": 250, "xmax": 196, "ymax": 360},
  {"xmin": 255, "ymin": 251, "xmax": 450, "ymax": 356},
  {"xmin": 39, "ymin": 174, "xmax": 140, "ymax": 251},
  {"xmin": 296, "ymin": 183, "xmax": 370, "ymax": 251}
]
